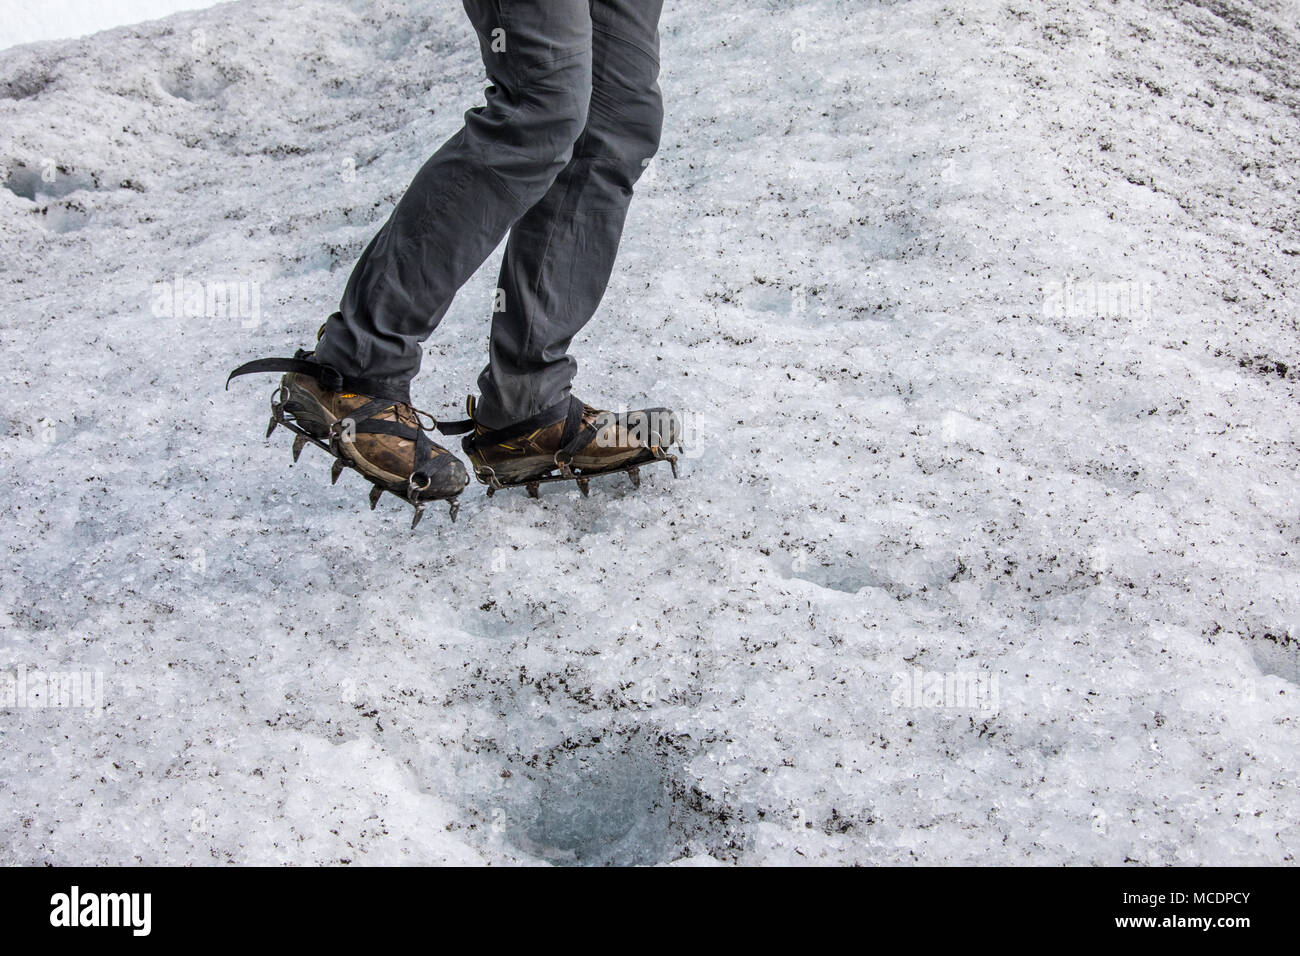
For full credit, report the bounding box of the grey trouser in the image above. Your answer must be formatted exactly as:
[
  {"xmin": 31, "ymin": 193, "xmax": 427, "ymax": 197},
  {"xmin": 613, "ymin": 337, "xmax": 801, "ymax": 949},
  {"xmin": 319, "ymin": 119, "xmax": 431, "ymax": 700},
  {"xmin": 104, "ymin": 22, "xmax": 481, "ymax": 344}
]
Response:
[{"xmin": 313, "ymin": 0, "xmax": 665, "ymax": 429}]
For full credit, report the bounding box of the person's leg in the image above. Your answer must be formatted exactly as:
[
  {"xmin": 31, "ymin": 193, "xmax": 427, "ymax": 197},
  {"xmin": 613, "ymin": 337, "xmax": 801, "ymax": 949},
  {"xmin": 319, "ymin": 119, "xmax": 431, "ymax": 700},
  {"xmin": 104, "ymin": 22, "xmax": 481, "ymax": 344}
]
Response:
[
  {"xmin": 474, "ymin": 0, "xmax": 665, "ymax": 429},
  {"xmin": 314, "ymin": 0, "xmax": 595, "ymax": 400}
]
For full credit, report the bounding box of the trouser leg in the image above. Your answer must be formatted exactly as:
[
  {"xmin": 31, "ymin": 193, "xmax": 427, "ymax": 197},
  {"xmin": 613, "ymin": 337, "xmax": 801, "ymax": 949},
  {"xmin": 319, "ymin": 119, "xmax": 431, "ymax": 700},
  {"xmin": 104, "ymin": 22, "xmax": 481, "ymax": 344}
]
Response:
[
  {"xmin": 314, "ymin": 0, "xmax": 595, "ymax": 399},
  {"xmin": 474, "ymin": 0, "xmax": 665, "ymax": 429}
]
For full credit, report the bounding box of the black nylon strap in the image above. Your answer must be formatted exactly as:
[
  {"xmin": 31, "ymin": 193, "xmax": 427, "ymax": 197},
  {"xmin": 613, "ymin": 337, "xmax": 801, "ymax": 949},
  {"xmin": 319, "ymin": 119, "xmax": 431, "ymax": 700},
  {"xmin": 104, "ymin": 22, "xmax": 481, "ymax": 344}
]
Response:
[
  {"xmin": 228, "ymin": 351, "xmax": 495, "ymax": 439},
  {"xmin": 352, "ymin": 419, "xmax": 419, "ymax": 440},
  {"xmin": 412, "ymin": 421, "xmax": 434, "ymax": 484},
  {"xmin": 341, "ymin": 415, "xmax": 440, "ymax": 482},
  {"xmin": 350, "ymin": 398, "xmax": 472, "ymax": 438},
  {"xmin": 226, "ymin": 356, "xmax": 335, "ymax": 388},
  {"xmin": 435, "ymin": 418, "xmax": 475, "ymax": 436},
  {"xmin": 558, "ymin": 401, "xmax": 598, "ymax": 457},
  {"xmin": 344, "ymin": 397, "xmax": 395, "ymax": 426},
  {"xmin": 461, "ymin": 396, "xmax": 574, "ymax": 451},
  {"xmin": 559, "ymin": 423, "xmax": 600, "ymax": 458},
  {"xmin": 226, "ymin": 354, "xmax": 412, "ymax": 405}
]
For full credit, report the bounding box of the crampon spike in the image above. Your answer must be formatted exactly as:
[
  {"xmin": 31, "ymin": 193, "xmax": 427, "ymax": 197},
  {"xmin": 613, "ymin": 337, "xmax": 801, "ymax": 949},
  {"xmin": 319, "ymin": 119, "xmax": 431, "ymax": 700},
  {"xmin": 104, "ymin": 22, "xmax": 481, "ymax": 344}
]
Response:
[
  {"xmin": 576, "ymin": 477, "xmax": 590, "ymax": 497},
  {"xmin": 369, "ymin": 485, "xmax": 383, "ymax": 511},
  {"xmin": 669, "ymin": 456, "xmax": 679, "ymax": 479},
  {"xmin": 411, "ymin": 502, "xmax": 426, "ymax": 530},
  {"xmin": 265, "ymin": 416, "xmax": 279, "ymax": 438},
  {"xmin": 331, "ymin": 459, "xmax": 346, "ymax": 485},
  {"xmin": 627, "ymin": 467, "xmax": 641, "ymax": 489},
  {"xmin": 525, "ymin": 481, "xmax": 540, "ymax": 499},
  {"xmin": 291, "ymin": 434, "xmax": 307, "ymax": 463},
  {"xmin": 448, "ymin": 498, "xmax": 460, "ymax": 523}
]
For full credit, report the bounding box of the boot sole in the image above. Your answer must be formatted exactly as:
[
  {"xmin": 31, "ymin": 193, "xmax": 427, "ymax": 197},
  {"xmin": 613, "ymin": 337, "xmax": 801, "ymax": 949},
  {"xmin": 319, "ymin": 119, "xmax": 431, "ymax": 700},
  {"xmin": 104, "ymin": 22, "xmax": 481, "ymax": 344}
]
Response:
[{"xmin": 467, "ymin": 446, "xmax": 659, "ymax": 486}]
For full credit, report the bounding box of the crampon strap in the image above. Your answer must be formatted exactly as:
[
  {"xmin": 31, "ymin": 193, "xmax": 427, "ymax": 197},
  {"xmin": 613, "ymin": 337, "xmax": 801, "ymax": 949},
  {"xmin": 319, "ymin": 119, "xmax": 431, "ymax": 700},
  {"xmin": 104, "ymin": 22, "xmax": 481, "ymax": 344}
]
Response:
[
  {"xmin": 461, "ymin": 395, "xmax": 598, "ymax": 454},
  {"xmin": 226, "ymin": 350, "xmax": 413, "ymax": 403},
  {"xmin": 226, "ymin": 352, "xmax": 475, "ymax": 444}
]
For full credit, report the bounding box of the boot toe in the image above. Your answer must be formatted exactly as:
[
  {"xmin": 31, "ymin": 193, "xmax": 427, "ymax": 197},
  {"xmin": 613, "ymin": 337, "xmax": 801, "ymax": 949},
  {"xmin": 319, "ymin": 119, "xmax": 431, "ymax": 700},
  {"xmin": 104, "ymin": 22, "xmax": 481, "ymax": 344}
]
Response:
[
  {"xmin": 630, "ymin": 407, "xmax": 680, "ymax": 449},
  {"xmin": 414, "ymin": 452, "xmax": 470, "ymax": 500}
]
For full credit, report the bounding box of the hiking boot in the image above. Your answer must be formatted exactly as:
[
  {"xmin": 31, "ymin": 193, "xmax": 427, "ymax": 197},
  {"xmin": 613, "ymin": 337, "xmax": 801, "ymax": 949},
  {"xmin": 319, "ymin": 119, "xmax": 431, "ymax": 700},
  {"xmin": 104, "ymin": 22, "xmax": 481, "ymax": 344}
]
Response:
[{"xmin": 463, "ymin": 394, "xmax": 681, "ymax": 496}]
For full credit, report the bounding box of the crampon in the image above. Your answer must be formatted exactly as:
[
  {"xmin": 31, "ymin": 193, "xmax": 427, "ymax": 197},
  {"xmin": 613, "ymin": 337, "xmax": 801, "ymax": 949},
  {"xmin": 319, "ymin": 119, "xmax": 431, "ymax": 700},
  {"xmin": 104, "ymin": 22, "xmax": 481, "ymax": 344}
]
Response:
[
  {"xmin": 462, "ymin": 395, "xmax": 682, "ymax": 499},
  {"xmin": 226, "ymin": 350, "xmax": 472, "ymax": 529}
]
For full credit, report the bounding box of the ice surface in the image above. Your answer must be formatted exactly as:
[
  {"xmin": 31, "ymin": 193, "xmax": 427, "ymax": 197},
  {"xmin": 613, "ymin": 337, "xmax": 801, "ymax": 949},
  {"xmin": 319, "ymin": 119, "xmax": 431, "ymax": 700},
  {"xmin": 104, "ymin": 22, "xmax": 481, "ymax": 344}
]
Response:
[{"xmin": 0, "ymin": 0, "xmax": 1296, "ymax": 865}]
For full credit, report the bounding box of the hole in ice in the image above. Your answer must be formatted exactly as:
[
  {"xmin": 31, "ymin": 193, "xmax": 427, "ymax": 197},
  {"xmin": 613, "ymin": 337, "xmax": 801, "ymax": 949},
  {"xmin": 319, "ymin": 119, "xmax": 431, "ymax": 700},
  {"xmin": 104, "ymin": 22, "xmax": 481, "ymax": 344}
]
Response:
[
  {"xmin": 516, "ymin": 749, "xmax": 670, "ymax": 865},
  {"xmin": 3, "ymin": 163, "xmax": 97, "ymax": 203},
  {"xmin": 161, "ymin": 63, "xmax": 235, "ymax": 102},
  {"xmin": 491, "ymin": 727, "xmax": 744, "ymax": 866}
]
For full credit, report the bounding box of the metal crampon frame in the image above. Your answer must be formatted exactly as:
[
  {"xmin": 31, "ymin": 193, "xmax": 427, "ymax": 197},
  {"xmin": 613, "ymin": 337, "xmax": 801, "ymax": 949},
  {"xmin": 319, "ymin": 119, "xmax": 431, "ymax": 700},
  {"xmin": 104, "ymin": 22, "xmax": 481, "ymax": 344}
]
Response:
[
  {"xmin": 474, "ymin": 441, "xmax": 681, "ymax": 500},
  {"xmin": 265, "ymin": 385, "xmax": 460, "ymax": 529}
]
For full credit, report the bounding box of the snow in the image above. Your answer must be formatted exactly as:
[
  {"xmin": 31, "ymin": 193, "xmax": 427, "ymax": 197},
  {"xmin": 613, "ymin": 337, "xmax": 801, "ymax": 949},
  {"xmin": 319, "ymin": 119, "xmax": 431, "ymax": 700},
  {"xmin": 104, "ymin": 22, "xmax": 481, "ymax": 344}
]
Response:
[
  {"xmin": 0, "ymin": 1, "xmax": 225, "ymax": 52},
  {"xmin": 1, "ymin": 0, "xmax": 1297, "ymax": 865}
]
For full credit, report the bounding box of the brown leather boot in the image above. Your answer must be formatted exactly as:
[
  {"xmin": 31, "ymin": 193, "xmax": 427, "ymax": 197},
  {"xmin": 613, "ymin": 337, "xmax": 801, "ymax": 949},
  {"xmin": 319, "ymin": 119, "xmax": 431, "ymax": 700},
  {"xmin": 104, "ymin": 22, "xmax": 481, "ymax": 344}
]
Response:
[
  {"xmin": 228, "ymin": 349, "xmax": 469, "ymax": 527},
  {"xmin": 462, "ymin": 395, "xmax": 681, "ymax": 496},
  {"xmin": 280, "ymin": 375, "xmax": 467, "ymax": 494}
]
